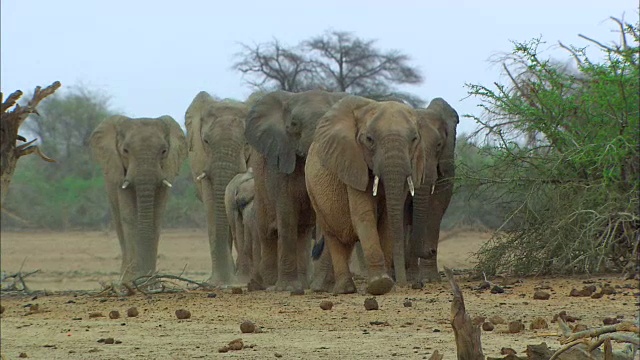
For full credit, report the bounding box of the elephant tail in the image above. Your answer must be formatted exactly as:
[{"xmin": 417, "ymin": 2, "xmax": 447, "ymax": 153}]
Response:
[{"xmin": 311, "ymin": 236, "xmax": 325, "ymax": 260}]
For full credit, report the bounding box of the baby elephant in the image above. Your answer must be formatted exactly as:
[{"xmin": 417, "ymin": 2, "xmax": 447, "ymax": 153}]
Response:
[{"xmin": 225, "ymin": 169, "xmax": 260, "ymax": 282}]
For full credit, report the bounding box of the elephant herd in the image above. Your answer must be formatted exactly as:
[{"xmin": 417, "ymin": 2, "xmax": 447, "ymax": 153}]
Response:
[{"xmin": 89, "ymin": 89, "xmax": 459, "ymax": 296}]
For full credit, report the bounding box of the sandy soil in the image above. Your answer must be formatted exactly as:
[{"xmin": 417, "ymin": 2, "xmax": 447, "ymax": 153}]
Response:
[{"xmin": 0, "ymin": 229, "xmax": 638, "ymax": 359}]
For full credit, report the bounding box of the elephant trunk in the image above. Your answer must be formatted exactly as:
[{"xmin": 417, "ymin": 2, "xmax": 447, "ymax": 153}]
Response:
[
  {"xmin": 206, "ymin": 140, "xmax": 245, "ymax": 284},
  {"xmin": 135, "ymin": 177, "xmax": 158, "ymax": 278},
  {"xmin": 411, "ymin": 187, "xmax": 433, "ymax": 259},
  {"xmin": 380, "ymin": 138, "xmax": 411, "ymax": 286}
]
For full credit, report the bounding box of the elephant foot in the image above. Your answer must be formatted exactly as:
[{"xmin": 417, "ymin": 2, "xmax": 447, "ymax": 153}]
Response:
[
  {"xmin": 421, "ymin": 267, "xmax": 442, "ymax": 283},
  {"xmin": 366, "ymin": 274, "xmax": 394, "ymax": 295},
  {"xmin": 260, "ymin": 271, "xmax": 278, "ymax": 287},
  {"xmin": 247, "ymin": 278, "xmax": 265, "ymax": 292},
  {"xmin": 310, "ymin": 276, "xmax": 334, "ymax": 293},
  {"xmin": 274, "ymin": 279, "xmax": 303, "ymax": 292},
  {"xmin": 332, "ymin": 277, "xmax": 356, "ymax": 295}
]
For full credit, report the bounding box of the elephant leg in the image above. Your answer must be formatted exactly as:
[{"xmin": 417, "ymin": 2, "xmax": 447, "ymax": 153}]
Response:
[
  {"xmin": 250, "ymin": 205, "xmax": 277, "ymax": 290},
  {"xmin": 234, "ymin": 214, "xmax": 251, "ymax": 283},
  {"xmin": 349, "ymin": 242, "xmax": 367, "ymax": 277},
  {"xmin": 296, "ymin": 226, "xmax": 313, "ymax": 289},
  {"xmin": 202, "ymin": 179, "xmax": 235, "ymax": 286},
  {"xmin": 310, "ymin": 241, "xmax": 335, "ymax": 293},
  {"xmin": 324, "ymin": 234, "xmax": 356, "ymax": 294},
  {"xmin": 347, "ymin": 187, "xmax": 394, "ymax": 295},
  {"xmin": 274, "ymin": 195, "xmax": 302, "ymax": 292}
]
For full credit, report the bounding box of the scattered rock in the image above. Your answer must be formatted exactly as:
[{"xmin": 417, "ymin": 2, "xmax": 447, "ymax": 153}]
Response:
[
  {"xmin": 533, "ymin": 291, "xmax": 550, "ymax": 300},
  {"xmin": 603, "ymin": 317, "xmax": 620, "ymax": 325},
  {"xmin": 218, "ymin": 347, "xmax": 228, "ymax": 353},
  {"xmin": 126, "ymin": 307, "xmax": 139, "ymax": 317},
  {"xmin": 501, "ymin": 347, "xmax": 517, "ymax": 355},
  {"xmin": 227, "ymin": 338, "xmax": 243, "ymax": 351},
  {"xmin": 88, "ymin": 312, "xmax": 104, "ymax": 318},
  {"xmin": 552, "ymin": 311, "xmax": 579, "ymax": 323},
  {"xmin": 403, "ymin": 300, "xmax": 412, "ymax": 308},
  {"xmin": 411, "ymin": 282, "xmax": 423, "ymax": 290},
  {"xmin": 240, "ymin": 320, "xmax": 256, "ymax": 333},
  {"xmin": 482, "ymin": 322, "xmax": 495, "ymax": 331},
  {"xmin": 601, "ymin": 285, "xmax": 616, "ymax": 295},
  {"xmin": 19, "ymin": 353, "xmax": 28, "ymax": 358},
  {"xmin": 529, "ymin": 317, "xmax": 548, "ymax": 330},
  {"xmin": 175, "ymin": 309, "xmax": 191, "ymax": 320},
  {"xmin": 364, "ymin": 297, "xmax": 379, "ymax": 311},
  {"xmin": 569, "ymin": 285, "xmax": 596, "ymax": 297},
  {"xmin": 490, "ymin": 285, "xmax": 505, "ymax": 294},
  {"xmin": 472, "ymin": 316, "xmax": 486, "ymax": 326},
  {"xmin": 508, "ymin": 320, "xmax": 525, "ymax": 333},
  {"xmin": 207, "ymin": 293, "xmax": 217, "ymax": 298},
  {"xmin": 108, "ymin": 311, "xmax": 120, "ymax": 319},
  {"xmin": 104, "ymin": 338, "xmax": 115, "ymax": 344},
  {"xmin": 319, "ymin": 300, "xmax": 333, "ymax": 310},
  {"xmin": 488, "ymin": 315, "xmax": 505, "ymax": 325},
  {"xmin": 275, "ymin": 353, "xmax": 283, "ymax": 358},
  {"xmin": 591, "ymin": 292, "xmax": 603, "ymax": 299},
  {"xmin": 572, "ymin": 324, "xmax": 588, "ymax": 332},
  {"xmin": 231, "ymin": 287, "xmax": 243, "ymax": 295}
]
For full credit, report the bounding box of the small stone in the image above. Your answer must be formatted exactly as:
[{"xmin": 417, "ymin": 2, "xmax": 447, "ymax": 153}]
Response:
[
  {"xmin": 72, "ymin": 317, "xmax": 82, "ymax": 320},
  {"xmin": 569, "ymin": 288, "xmax": 582, "ymax": 297},
  {"xmin": 601, "ymin": 286, "xmax": 616, "ymax": 295},
  {"xmin": 364, "ymin": 297, "xmax": 379, "ymax": 311},
  {"xmin": 231, "ymin": 287, "xmax": 243, "ymax": 294},
  {"xmin": 490, "ymin": 285, "xmax": 505, "ymax": 294},
  {"xmin": 240, "ymin": 320, "xmax": 256, "ymax": 333},
  {"xmin": 290, "ymin": 289, "xmax": 304, "ymax": 296},
  {"xmin": 227, "ymin": 338, "xmax": 243, "ymax": 350},
  {"xmin": 403, "ymin": 300, "xmax": 412, "ymax": 307},
  {"xmin": 482, "ymin": 322, "xmax": 494, "ymax": 331},
  {"xmin": 584, "ymin": 285, "xmax": 597, "ymax": 294},
  {"xmin": 175, "ymin": 309, "xmax": 191, "ymax": 319},
  {"xmin": 207, "ymin": 293, "xmax": 217, "ymax": 298},
  {"xmin": 472, "ymin": 316, "xmax": 486, "ymax": 326},
  {"xmin": 508, "ymin": 320, "xmax": 525, "ymax": 333},
  {"xmin": 218, "ymin": 346, "xmax": 229, "ymax": 353},
  {"xmin": 104, "ymin": 337, "xmax": 115, "ymax": 344},
  {"xmin": 488, "ymin": 315, "xmax": 505, "ymax": 325},
  {"xmin": 533, "ymin": 291, "xmax": 550, "ymax": 300},
  {"xmin": 126, "ymin": 307, "xmax": 139, "ymax": 317},
  {"xmin": 529, "ymin": 317, "xmax": 548, "ymax": 330},
  {"xmin": 19, "ymin": 353, "xmax": 28, "ymax": 358},
  {"xmin": 432, "ymin": 328, "xmax": 441, "ymax": 332},
  {"xmin": 591, "ymin": 292, "xmax": 603, "ymax": 299},
  {"xmin": 501, "ymin": 347, "xmax": 517, "ymax": 355},
  {"xmin": 108, "ymin": 311, "xmax": 120, "ymax": 319},
  {"xmin": 275, "ymin": 353, "xmax": 283, "ymax": 358},
  {"xmin": 411, "ymin": 282, "xmax": 423, "ymax": 290},
  {"xmin": 603, "ymin": 317, "xmax": 620, "ymax": 325},
  {"xmin": 88, "ymin": 312, "xmax": 104, "ymax": 318},
  {"xmin": 115, "ymin": 340, "xmax": 122, "ymax": 344},
  {"xmin": 319, "ymin": 300, "xmax": 333, "ymax": 310},
  {"xmin": 572, "ymin": 324, "xmax": 588, "ymax": 332}
]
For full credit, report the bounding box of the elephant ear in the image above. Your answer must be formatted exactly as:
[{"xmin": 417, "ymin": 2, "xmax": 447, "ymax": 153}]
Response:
[
  {"xmin": 89, "ymin": 115, "xmax": 128, "ymax": 183},
  {"xmin": 313, "ymin": 96, "xmax": 374, "ymax": 192},
  {"xmin": 185, "ymin": 91, "xmax": 214, "ymax": 152},
  {"xmin": 418, "ymin": 98, "xmax": 459, "ymax": 181},
  {"xmin": 245, "ymin": 91, "xmax": 296, "ymax": 174},
  {"xmin": 158, "ymin": 115, "xmax": 188, "ymax": 179}
]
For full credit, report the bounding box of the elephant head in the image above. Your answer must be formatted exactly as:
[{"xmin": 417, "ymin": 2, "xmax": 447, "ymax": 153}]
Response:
[
  {"xmin": 90, "ymin": 115, "xmax": 187, "ymax": 279},
  {"xmin": 312, "ymin": 95, "xmax": 449, "ymax": 285},
  {"xmin": 185, "ymin": 91, "xmax": 250, "ymax": 285},
  {"xmin": 245, "ymin": 90, "xmax": 347, "ymax": 174}
]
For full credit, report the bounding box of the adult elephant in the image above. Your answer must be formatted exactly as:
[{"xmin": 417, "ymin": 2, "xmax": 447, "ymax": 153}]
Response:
[
  {"xmin": 245, "ymin": 89, "xmax": 347, "ymax": 291},
  {"xmin": 185, "ymin": 91, "xmax": 250, "ymax": 286},
  {"xmin": 305, "ymin": 95, "xmax": 453, "ymax": 295},
  {"xmin": 224, "ymin": 168, "xmax": 258, "ymax": 282},
  {"xmin": 90, "ymin": 115, "xmax": 187, "ymax": 282},
  {"xmin": 408, "ymin": 98, "xmax": 458, "ymax": 284}
]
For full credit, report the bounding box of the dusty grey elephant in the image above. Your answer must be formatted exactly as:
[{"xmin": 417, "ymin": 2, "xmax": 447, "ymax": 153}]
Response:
[
  {"xmin": 245, "ymin": 89, "xmax": 347, "ymax": 291},
  {"xmin": 408, "ymin": 98, "xmax": 458, "ymax": 284},
  {"xmin": 90, "ymin": 115, "xmax": 187, "ymax": 282},
  {"xmin": 185, "ymin": 91, "xmax": 250, "ymax": 286},
  {"xmin": 305, "ymin": 95, "xmax": 451, "ymax": 295},
  {"xmin": 224, "ymin": 168, "xmax": 259, "ymax": 282}
]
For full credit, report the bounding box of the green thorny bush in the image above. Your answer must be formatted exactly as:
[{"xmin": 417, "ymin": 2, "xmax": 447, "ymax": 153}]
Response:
[{"xmin": 463, "ymin": 17, "xmax": 639, "ymax": 276}]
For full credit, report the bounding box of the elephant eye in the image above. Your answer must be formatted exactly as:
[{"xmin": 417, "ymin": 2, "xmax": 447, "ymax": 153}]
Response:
[
  {"xmin": 412, "ymin": 134, "xmax": 419, "ymax": 144},
  {"xmin": 161, "ymin": 149, "xmax": 168, "ymax": 155},
  {"xmin": 203, "ymin": 139, "xmax": 209, "ymax": 145},
  {"xmin": 123, "ymin": 148, "xmax": 129, "ymax": 154},
  {"xmin": 365, "ymin": 135, "xmax": 374, "ymax": 145}
]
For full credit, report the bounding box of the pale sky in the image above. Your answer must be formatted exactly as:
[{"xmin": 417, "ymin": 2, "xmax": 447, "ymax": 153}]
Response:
[{"xmin": 2, "ymin": 1, "xmax": 637, "ymax": 135}]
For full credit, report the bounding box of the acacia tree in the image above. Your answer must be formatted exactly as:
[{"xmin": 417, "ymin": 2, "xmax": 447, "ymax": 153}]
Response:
[
  {"xmin": 233, "ymin": 30, "xmax": 424, "ymax": 105},
  {"xmin": 0, "ymin": 81, "xmax": 61, "ymax": 206},
  {"xmin": 465, "ymin": 17, "xmax": 639, "ymax": 276}
]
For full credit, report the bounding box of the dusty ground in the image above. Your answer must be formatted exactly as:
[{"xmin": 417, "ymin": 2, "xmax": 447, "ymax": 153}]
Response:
[{"xmin": 0, "ymin": 229, "xmax": 638, "ymax": 359}]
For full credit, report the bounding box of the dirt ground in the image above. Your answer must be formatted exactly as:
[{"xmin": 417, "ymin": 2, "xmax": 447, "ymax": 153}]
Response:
[{"xmin": 0, "ymin": 229, "xmax": 638, "ymax": 359}]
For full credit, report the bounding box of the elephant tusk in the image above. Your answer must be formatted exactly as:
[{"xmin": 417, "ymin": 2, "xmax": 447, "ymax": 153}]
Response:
[
  {"xmin": 121, "ymin": 180, "xmax": 130, "ymax": 189},
  {"xmin": 162, "ymin": 179, "xmax": 173, "ymax": 188},
  {"xmin": 407, "ymin": 176, "xmax": 415, "ymax": 197},
  {"xmin": 372, "ymin": 176, "xmax": 379, "ymax": 196},
  {"xmin": 196, "ymin": 172, "xmax": 207, "ymax": 181},
  {"xmin": 430, "ymin": 184, "xmax": 435, "ymax": 195}
]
